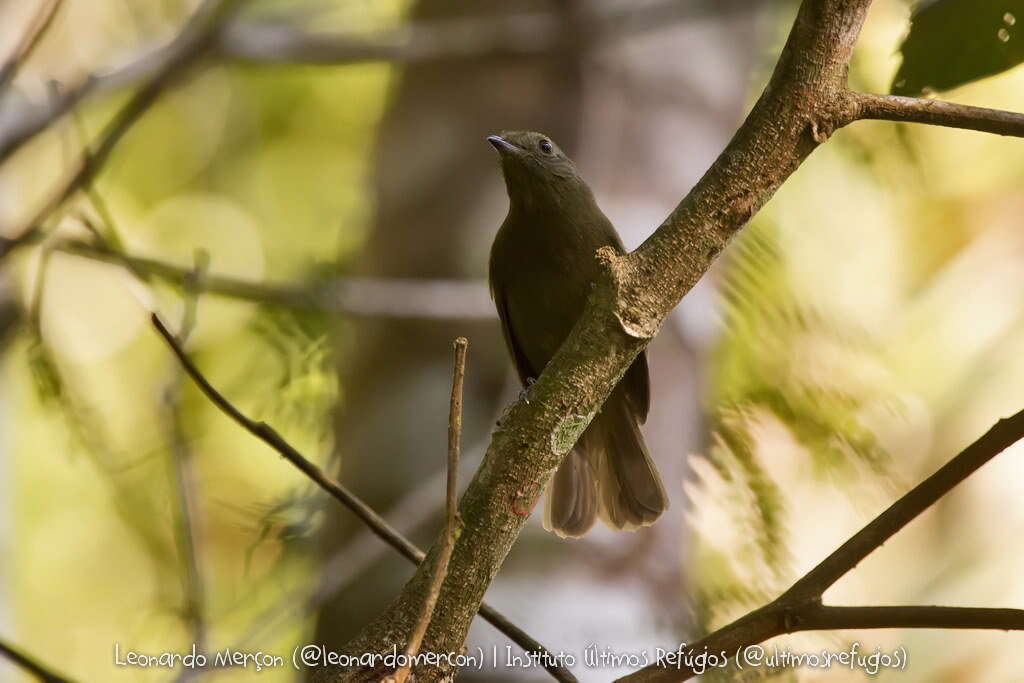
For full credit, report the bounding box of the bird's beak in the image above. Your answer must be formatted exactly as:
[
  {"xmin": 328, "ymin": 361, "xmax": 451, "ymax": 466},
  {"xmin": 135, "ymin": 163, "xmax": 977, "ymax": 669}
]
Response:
[{"xmin": 487, "ymin": 135, "xmax": 520, "ymax": 156}]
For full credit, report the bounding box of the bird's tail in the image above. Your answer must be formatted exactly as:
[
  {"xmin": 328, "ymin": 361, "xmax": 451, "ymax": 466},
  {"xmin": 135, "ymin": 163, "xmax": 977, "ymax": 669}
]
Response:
[
  {"xmin": 543, "ymin": 449, "xmax": 599, "ymax": 538},
  {"xmin": 589, "ymin": 397, "xmax": 667, "ymax": 531},
  {"xmin": 544, "ymin": 396, "xmax": 667, "ymax": 537}
]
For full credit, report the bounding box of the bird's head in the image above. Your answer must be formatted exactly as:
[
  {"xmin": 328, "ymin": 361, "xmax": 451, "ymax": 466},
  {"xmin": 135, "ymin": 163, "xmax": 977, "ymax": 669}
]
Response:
[{"xmin": 487, "ymin": 131, "xmax": 585, "ymax": 209}]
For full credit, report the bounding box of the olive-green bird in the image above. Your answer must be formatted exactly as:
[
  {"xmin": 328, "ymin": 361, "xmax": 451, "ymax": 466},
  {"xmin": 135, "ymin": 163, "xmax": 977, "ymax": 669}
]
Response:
[{"xmin": 487, "ymin": 130, "xmax": 667, "ymax": 538}]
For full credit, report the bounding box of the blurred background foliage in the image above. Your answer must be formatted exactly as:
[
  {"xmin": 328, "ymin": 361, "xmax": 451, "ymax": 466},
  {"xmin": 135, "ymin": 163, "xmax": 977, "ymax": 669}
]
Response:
[{"xmin": 0, "ymin": 0, "xmax": 1023, "ymax": 681}]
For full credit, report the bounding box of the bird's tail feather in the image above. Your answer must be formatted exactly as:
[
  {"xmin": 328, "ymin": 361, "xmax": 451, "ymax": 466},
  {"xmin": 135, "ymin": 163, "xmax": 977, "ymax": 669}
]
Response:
[
  {"xmin": 543, "ymin": 449, "xmax": 599, "ymax": 538},
  {"xmin": 544, "ymin": 397, "xmax": 667, "ymax": 536},
  {"xmin": 589, "ymin": 399, "xmax": 667, "ymax": 531}
]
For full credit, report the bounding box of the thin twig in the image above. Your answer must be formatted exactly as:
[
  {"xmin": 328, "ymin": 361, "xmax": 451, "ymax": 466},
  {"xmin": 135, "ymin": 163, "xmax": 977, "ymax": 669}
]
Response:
[
  {"xmin": 148, "ymin": 315, "xmax": 575, "ymax": 682},
  {"xmin": 620, "ymin": 408, "xmax": 1024, "ymax": 683},
  {"xmin": 389, "ymin": 338, "xmax": 467, "ymax": 683},
  {"xmin": 56, "ymin": 240, "xmax": 494, "ymax": 319},
  {"xmin": 0, "ymin": 637, "xmax": 76, "ymax": 683},
  {"xmin": 0, "ymin": 0, "xmax": 64, "ymax": 92},
  {"xmin": 0, "ymin": 0, "xmax": 246, "ymax": 260},
  {"xmin": 852, "ymin": 91, "xmax": 1024, "ymax": 138}
]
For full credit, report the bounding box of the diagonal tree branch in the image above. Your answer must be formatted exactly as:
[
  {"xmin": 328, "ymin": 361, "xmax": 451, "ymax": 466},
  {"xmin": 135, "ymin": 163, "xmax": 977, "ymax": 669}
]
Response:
[
  {"xmin": 851, "ymin": 92, "xmax": 1024, "ymax": 138},
  {"xmin": 148, "ymin": 314, "xmax": 575, "ymax": 683},
  {"xmin": 620, "ymin": 408, "xmax": 1024, "ymax": 682},
  {"xmin": 0, "ymin": 637, "xmax": 75, "ymax": 683}
]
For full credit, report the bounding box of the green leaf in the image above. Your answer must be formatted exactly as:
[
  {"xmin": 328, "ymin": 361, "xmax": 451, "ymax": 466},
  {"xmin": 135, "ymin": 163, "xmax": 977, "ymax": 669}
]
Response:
[{"xmin": 892, "ymin": 0, "xmax": 1024, "ymax": 95}]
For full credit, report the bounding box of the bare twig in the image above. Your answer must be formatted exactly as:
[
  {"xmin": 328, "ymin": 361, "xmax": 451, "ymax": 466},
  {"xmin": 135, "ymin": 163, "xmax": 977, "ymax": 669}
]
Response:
[
  {"xmin": 0, "ymin": 0, "xmax": 246, "ymax": 261},
  {"xmin": 852, "ymin": 92, "xmax": 1024, "ymax": 138},
  {"xmin": 0, "ymin": 637, "xmax": 75, "ymax": 683},
  {"xmin": 148, "ymin": 315, "xmax": 575, "ymax": 682},
  {"xmin": 620, "ymin": 408, "xmax": 1024, "ymax": 682},
  {"xmin": 56, "ymin": 240, "xmax": 494, "ymax": 319},
  {"xmin": 388, "ymin": 338, "xmax": 467, "ymax": 683},
  {"xmin": 0, "ymin": 0, "xmax": 64, "ymax": 92}
]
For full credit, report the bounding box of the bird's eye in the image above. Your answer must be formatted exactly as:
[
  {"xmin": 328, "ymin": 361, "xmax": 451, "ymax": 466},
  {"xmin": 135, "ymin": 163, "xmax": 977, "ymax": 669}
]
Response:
[{"xmin": 538, "ymin": 139, "xmax": 553, "ymax": 154}]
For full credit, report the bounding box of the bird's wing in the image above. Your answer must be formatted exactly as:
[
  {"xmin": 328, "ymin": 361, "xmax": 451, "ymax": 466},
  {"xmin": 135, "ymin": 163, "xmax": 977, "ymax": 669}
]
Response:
[
  {"xmin": 492, "ymin": 284, "xmax": 538, "ymax": 386},
  {"xmin": 625, "ymin": 350, "xmax": 651, "ymax": 423}
]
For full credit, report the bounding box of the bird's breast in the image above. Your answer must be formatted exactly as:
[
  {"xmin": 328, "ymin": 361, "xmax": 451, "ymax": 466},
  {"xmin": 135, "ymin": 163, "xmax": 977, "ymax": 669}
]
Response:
[{"xmin": 492, "ymin": 215, "xmax": 611, "ymax": 370}]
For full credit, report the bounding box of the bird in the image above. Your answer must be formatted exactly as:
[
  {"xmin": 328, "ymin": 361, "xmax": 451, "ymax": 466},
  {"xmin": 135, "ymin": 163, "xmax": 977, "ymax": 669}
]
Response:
[{"xmin": 487, "ymin": 130, "xmax": 667, "ymax": 538}]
